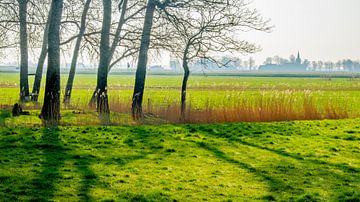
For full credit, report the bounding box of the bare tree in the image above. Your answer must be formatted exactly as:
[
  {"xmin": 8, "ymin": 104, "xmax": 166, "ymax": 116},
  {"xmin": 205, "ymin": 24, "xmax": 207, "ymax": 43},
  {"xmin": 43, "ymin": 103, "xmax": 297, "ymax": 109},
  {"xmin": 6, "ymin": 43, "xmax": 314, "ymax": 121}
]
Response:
[
  {"xmin": 63, "ymin": 0, "xmax": 92, "ymax": 104},
  {"xmin": 0, "ymin": 0, "xmax": 50, "ymax": 102},
  {"xmin": 40, "ymin": 0, "xmax": 63, "ymax": 124},
  {"xmin": 129, "ymin": 0, "xmax": 270, "ymax": 120},
  {"xmin": 88, "ymin": 0, "xmax": 146, "ymax": 106},
  {"xmin": 31, "ymin": 0, "xmax": 96, "ymax": 103},
  {"xmin": 159, "ymin": 0, "xmax": 270, "ymax": 120}
]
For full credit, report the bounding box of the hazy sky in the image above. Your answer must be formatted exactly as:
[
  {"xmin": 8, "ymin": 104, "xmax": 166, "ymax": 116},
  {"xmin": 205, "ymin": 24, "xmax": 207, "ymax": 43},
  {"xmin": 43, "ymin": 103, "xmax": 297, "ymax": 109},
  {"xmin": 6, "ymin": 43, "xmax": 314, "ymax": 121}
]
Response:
[
  {"xmin": 1, "ymin": 0, "xmax": 359, "ymax": 67},
  {"xmin": 242, "ymin": 0, "xmax": 360, "ymax": 64}
]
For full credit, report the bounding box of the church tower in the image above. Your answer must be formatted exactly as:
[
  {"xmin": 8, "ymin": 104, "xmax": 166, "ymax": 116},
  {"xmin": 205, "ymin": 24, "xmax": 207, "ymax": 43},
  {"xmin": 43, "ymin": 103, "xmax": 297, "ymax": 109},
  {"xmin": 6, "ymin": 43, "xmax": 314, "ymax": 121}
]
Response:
[{"xmin": 296, "ymin": 51, "xmax": 301, "ymax": 64}]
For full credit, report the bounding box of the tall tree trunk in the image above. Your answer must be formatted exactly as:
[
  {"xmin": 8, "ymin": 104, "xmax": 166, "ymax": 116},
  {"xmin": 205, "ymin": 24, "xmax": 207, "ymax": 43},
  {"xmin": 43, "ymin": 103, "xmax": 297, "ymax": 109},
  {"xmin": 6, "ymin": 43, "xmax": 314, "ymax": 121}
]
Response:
[
  {"xmin": 89, "ymin": 0, "xmax": 127, "ymax": 107},
  {"xmin": 181, "ymin": 59, "xmax": 190, "ymax": 122},
  {"xmin": 40, "ymin": 0, "xmax": 63, "ymax": 125},
  {"xmin": 96, "ymin": 0, "xmax": 111, "ymax": 117},
  {"xmin": 31, "ymin": 17, "xmax": 50, "ymax": 102},
  {"xmin": 131, "ymin": 0, "xmax": 156, "ymax": 120},
  {"xmin": 63, "ymin": 0, "xmax": 92, "ymax": 105},
  {"xmin": 19, "ymin": 0, "xmax": 29, "ymax": 102}
]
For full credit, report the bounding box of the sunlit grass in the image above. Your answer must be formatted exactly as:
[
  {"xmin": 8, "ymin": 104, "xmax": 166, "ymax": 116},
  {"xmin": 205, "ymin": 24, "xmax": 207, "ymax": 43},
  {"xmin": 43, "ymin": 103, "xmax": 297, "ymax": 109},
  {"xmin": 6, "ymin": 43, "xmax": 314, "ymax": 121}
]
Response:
[{"xmin": 0, "ymin": 119, "xmax": 360, "ymax": 201}]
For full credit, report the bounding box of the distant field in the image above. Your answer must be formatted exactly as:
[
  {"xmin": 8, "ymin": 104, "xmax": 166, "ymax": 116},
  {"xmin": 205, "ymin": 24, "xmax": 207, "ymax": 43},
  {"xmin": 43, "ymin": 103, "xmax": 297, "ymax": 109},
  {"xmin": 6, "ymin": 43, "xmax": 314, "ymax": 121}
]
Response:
[
  {"xmin": 0, "ymin": 72, "xmax": 360, "ymax": 124},
  {"xmin": 0, "ymin": 119, "xmax": 359, "ymax": 201}
]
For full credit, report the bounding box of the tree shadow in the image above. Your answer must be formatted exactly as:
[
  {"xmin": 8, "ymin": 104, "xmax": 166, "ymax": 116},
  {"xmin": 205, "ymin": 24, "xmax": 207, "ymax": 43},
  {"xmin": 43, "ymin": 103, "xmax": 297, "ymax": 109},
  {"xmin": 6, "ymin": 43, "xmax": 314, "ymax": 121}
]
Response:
[
  {"xmin": 74, "ymin": 153, "xmax": 147, "ymax": 201},
  {"xmin": 188, "ymin": 124, "xmax": 360, "ymax": 200},
  {"xmin": 70, "ymin": 126, "xmax": 173, "ymax": 201},
  {"xmin": 235, "ymin": 138, "xmax": 359, "ymax": 174},
  {"xmin": 123, "ymin": 127, "xmax": 171, "ymax": 152},
  {"xmin": 74, "ymin": 155, "xmax": 99, "ymax": 201},
  {"xmin": 30, "ymin": 127, "xmax": 68, "ymax": 201},
  {"xmin": 199, "ymin": 125, "xmax": 360, "ymax": 174},
  {"xmin": 28, "ymin": 127, "xmax": 154, "ymax": 201},
  {"xmin": 195, "ymin": 141, "xmax": 303, "ymax": 196},
  {"xmin": 0, "ymin": 126, "xmax": 169, "ymax": 200}
]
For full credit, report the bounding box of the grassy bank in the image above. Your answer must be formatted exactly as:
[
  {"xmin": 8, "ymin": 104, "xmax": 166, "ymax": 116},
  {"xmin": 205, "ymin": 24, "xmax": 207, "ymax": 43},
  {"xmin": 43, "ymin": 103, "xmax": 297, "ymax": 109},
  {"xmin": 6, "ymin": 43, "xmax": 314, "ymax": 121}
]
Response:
[{"xmin": 0, "ymin": 119, "xmax": 360, "ymax": 201}]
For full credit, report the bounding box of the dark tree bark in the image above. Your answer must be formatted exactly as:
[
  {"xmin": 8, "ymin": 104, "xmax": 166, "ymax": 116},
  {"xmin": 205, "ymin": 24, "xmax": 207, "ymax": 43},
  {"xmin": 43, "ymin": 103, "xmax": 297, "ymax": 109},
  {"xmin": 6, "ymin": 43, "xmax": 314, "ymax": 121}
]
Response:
[
  {"xmin": 89, "ymin": 0, "xmax": 128, "ymax": 107},
  {"xmin": 95, "ymin": 0, "xmax": 112, "ymax": 116},
  {"xmin": 63, "ymin": 0, "xmax": 92, "ymax": 104},
  {"xmin": 31, "ymin": 17, "xmax": 49, "ymax": 102},
  {"xmin": 18, "ymin": 0, "xmax": 30, "ymax": 102},
  {"xmin": 181, "ymin": 53, "xmax": 190, "ymax": 121},
  {"xmin": 131, "ymin": 0, "xmax": 156, "ymax": 120},
  {"xmin": 40, "ymin": 0, "xmax": 63, "ymax": 124}
]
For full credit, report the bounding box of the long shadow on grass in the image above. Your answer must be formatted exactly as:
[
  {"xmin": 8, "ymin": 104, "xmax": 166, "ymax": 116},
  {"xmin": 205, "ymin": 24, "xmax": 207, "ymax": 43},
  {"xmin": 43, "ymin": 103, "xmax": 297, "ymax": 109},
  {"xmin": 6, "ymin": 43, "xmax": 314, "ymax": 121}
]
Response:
[
  {"xmin": 0, "ymin": 126, "xmax": 159, "ymax": 200},
  {"xmin": 196, "ymin": 141, "xmax": 304, "ymax": 197},
  {"xmin": 75, "ymin": 155, "xmax": 99, "ymax": 201},
  {"xmin": 30, "ymin": 127, "xmax": 153, "ymax": 201},
  {"xmin": 114, "ymin": 126, "xmax": 179, "ymax": 201},
  {"xmin": 69, "ymin": 126, "xmax": 171, "ymax": 201},
  {"xmin": 124, "ymin": 127, "xmax": 172, "ymax": 153},
  {"xmin": 199, "ymin": 125, "xmax": 360, "ymax": 175},
  {"xmin": 30, "ymin": 128, "xmax": 68, "ymax": 201},
  {"xmin": 66, "ymin": 127, "xmax": 152, "ymax": 200},
  {"xmin": 236, "ymin": 138, "xmax": 359, "ymax": 174},
  {"xmin": 192, "ymin": 124, "xmax": 360, "ymax": 200},
  {"xmin": 26, "ymin": 128, "xmax": 102, "ymax": 200},
  {"xmin": 75, "ymin": 153, "xmax": 147, "ymax": 201}
]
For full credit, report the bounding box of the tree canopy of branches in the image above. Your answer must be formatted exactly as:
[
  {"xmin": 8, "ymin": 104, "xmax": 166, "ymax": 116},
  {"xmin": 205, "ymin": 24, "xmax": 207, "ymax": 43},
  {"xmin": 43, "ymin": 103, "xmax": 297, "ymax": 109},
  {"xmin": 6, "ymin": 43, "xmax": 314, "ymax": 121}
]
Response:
[
  {"xmin": 130, "ymin": 0, "xmax": 271, "ymax": 120},
  {"xmin": 0, "ymin": 0, "xmax": 272, "ymax": 123}
]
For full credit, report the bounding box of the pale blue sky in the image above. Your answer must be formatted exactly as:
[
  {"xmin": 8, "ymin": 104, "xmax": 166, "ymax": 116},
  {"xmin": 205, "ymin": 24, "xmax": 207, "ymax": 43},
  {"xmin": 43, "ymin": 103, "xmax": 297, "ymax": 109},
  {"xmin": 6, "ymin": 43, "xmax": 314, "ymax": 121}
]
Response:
[{"xmin": 243, "ymin": 0, "xmax": 360, "ymax": 63}]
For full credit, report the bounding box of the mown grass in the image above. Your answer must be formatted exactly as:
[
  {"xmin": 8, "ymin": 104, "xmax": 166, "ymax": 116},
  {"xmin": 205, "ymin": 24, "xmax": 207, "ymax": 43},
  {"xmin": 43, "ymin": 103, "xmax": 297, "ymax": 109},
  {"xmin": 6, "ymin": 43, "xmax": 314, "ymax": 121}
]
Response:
[{"xmin": 0, "ymin": 117, "xmax": 359, "ymax": 201}]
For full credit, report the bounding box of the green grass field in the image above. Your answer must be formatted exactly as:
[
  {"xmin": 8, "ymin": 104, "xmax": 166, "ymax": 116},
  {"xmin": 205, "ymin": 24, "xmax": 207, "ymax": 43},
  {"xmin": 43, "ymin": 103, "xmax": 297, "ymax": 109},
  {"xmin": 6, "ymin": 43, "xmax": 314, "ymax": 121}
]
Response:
[
  {"xmin": 0, "ymin": 119, "xmax": 360, "ymax": 201},
  {"xmin": 1, "ymin": 73, "xmax": 360, "ymax": 201}
]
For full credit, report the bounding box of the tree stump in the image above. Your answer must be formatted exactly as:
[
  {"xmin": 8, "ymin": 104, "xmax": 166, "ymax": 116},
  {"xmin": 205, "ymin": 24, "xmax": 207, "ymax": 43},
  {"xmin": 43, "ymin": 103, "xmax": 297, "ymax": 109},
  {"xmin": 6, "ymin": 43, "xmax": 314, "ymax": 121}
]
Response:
[{"xmin": 12, "ymin": 103, "xmax": 30, "ymax": 116}]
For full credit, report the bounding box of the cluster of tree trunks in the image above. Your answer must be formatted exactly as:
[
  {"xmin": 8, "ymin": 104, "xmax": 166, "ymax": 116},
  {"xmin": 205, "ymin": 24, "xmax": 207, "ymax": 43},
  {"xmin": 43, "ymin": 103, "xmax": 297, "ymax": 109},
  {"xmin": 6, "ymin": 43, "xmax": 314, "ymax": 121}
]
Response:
[
  {"xmin": 3, "ymin": 0, "xmax": 269, "ymax": 125},
  {"xmin": 63, "ymin": 0, "xmax": 92, "ymax": 104}
]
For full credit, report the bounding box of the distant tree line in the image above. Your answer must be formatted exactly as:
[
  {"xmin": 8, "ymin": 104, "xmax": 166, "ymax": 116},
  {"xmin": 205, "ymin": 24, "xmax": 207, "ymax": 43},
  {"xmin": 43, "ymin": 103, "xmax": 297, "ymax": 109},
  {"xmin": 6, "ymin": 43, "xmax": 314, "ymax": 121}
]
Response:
[
  {"xmin": 264, "ymin": 55, "xmax": 360, "ymax": 72},
  {"xmin": 187, "ymin": 56, "xmax": 257, "ymax": 71},
  {"xmin": 0, "ymin": 0, "xmax": 270, "ymax": 124}
]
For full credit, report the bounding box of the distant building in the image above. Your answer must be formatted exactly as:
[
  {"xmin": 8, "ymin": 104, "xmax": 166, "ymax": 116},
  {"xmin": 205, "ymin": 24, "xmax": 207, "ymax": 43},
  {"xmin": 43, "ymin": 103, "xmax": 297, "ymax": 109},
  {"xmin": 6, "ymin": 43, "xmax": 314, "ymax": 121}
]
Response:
[
  {"xmin": 148, "ymin": 65, "xmax": 165, "ymax": 72},
  {"xmin": 259, "ymin": 52, "xmax": 307, "ymax": 72}
]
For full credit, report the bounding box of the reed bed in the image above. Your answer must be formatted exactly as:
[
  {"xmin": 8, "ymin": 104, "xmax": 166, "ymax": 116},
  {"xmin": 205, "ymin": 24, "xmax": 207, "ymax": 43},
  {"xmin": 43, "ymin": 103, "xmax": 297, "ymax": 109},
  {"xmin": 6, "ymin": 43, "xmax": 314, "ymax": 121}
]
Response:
[
  {"xmin": 1, "ymin": 73, "xmax": 358, "ymax": 126},
  {"xmin": 0, "ymin": 89, "xmax": 355, "ymax": 126},
  {"xmin": 143, "ymin": 90, "xmax": 351, "ymax": 124}
]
